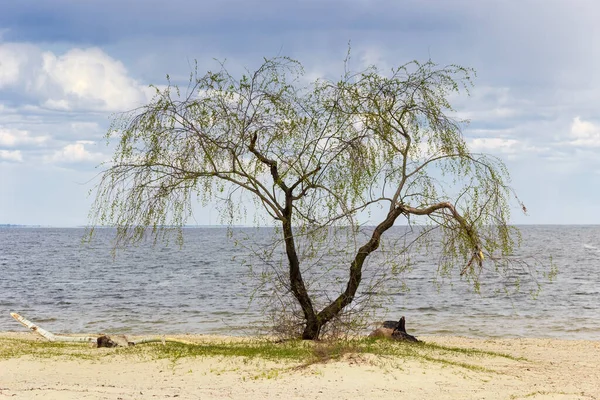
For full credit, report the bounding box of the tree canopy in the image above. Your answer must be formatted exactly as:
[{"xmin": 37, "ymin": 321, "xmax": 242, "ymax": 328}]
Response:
[{"xmin": 89, "ymin": 55, "xmax": 530, "ymax": 340}]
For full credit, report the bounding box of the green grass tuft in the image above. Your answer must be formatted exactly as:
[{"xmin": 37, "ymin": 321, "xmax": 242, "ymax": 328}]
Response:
[{"xmin": 0, "ymin": 336, "xmax": 525, "ymax": 375}]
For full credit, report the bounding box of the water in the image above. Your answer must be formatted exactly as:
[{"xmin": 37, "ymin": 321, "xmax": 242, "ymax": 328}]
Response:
[{"xmin": 0, "ymin": 226, "xmax": 599, "ymax": 339}]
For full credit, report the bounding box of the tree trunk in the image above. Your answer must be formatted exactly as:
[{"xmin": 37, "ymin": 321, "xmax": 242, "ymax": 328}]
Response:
[
  {"xmin": 282, "ymin": 200, "xmax": 403, "ymax": 340},
  {"xmin": 281, "ymin": 213, "xmax": 319, "ymax": 339},
  {"xmin": 301, "ymin": 319, "xmax": 322, "ymax": 340},
  {"xmin": 315, "ymin": 206, "xmax": 404, "ymax": 330}
]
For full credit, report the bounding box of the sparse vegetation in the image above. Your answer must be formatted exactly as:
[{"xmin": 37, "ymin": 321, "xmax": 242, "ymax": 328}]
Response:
[{"xmin": 0, "ymin": 335, "xmax": 525, "ymax": 376}]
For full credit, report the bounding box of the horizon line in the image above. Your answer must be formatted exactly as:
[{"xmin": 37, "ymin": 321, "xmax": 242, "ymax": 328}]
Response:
[{"xmin": 2, "ymin": 223, "xmax": 600, "ymax": 229}]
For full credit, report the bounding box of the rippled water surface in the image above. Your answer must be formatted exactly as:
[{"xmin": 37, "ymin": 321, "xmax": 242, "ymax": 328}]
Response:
[{"xmin": 1, "ymin": 226, "xmax": 599, "ymax": 339}]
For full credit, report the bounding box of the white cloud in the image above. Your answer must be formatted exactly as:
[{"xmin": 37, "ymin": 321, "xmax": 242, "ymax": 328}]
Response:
[
  {"xmin": 569, "ymin": 117, "xmax": 600, "ymax": 147},
  {"xmin": 0, "ymin": 44, "xmax": 147, "ymax": 167},
  {"xmin": 0, "ymin": 43, "xmax": 35, "ymax": 88},
  {"xmin": 0, "ymin": 103, "xmax": 112, "ymax": 168},
  {"xmin": 70, "ymin": 122, "xmax": 101, "ymax": 132},
  {"xmin": 46, "ymin": 141, "xmax": 105, "ymax": 164},
  {"xmin": 37, "ymin": 47, "xmax": 149, "ymax": 111},
  {"xmin": 0, "ymin": 43, "xmax": 150, "ymax": 112},
  {"xmin": 454, "ymin": 86, "xmax": 534, "ymax": 123},
  {"xmin": 469, "ymin": 137, "xmax": 519, "ymax": 153},
  {"xmin": 467, "ymin": 137, "xmax": 552, "ymax": 162},
  {"xmin": 0, "ymin": 128, "xmax": 48, "ymax": 147},
  {"xmin": 42, "ymin": 99, "xmax": 71, "ymax": 111},
  {"xmin": 0, "ymin": 149, "xmax": 22, "ymax": 162}
]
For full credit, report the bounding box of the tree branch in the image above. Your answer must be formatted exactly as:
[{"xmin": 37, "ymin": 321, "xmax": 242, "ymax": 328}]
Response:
[{"xmin": 399, "ymin": 202, "xmax": 484, "ymax": 274}]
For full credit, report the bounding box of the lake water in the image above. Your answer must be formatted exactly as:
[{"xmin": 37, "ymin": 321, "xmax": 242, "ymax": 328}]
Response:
[{"xmin": 1, "ymin": 226, "xmax": 599, "ymax": 340}]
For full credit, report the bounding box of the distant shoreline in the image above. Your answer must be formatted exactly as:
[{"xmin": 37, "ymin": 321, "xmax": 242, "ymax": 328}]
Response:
[{"xmin": 3, "ymin": 223, "xmax": 600, "ymax": 229}]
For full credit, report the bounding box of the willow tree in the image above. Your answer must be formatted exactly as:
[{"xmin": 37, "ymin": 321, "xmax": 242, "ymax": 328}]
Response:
[{"xmin": 89, "ymin": 56, "xmax": 525, "ymax": 340}]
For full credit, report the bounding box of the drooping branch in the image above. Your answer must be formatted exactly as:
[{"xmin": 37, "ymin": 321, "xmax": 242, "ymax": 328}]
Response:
[{"xmin": 399, "ymin": 202, "xmax": 484, "ymax": 274}]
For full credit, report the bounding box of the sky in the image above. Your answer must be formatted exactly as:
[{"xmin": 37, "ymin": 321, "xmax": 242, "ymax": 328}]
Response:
[{"xmin": 0, "ymin": 0, "xmax": 599, "ymax": 226}]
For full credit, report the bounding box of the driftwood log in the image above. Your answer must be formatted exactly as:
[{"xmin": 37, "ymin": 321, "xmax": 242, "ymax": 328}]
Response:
[
  {"xmin": 10, "ymin": 313, "xmax": 193, "ymax": 347},
  {"xmin": 12, "ymin": 312, "xmax": 420, "ymax": 345},
  {"xmin": 10, "ymin": 312, "xmax": 97, "ymax": 344},
  {"xmin": 369, "ymin": 316, "xmax": 420, "ymax": 342}
]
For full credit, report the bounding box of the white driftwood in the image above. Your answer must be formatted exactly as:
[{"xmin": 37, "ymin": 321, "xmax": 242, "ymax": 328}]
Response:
[
  {"xmin": 10, "ymin": 313, "xmax": 97, "ymax": 343},
  {"xmin": 10, "ymin": 312, "xmax": 193, "ymax": 347},
  {"xmin": 133, "ymin": 337, "xmax": 193, "ymax": 346}
]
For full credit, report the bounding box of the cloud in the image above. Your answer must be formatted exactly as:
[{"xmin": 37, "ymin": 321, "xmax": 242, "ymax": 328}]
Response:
[
  {"xmin": 0, "ymin": 43, "xmax": 150, "ymax": 112},
  {"xmin": 454, "ymin": 86, "xmax": 534, "ymax": 125},
  {"xmin": 45, "ymin": 141, "xmax": 105, "ymax": 164},
  {"xmin": 0, "ymin": 128, "xmax": 48, "ymax": 147},
  {"xmin": 469, "ymin": 138, "xmax": 519, "ymax": 154},
  {"xmin": 0, "ymin": 43, "xmax": 29, "ymax": 88},
  {"xmin": 37, "ymin": 47, "xmax": 149, "ymax": 111},
  {"xmin": 0, "ymin": 102, "xmax": 112, "ymax": 168},
  {"xmin": 569, "ymin": 117, "xmax": 600, "ymax": 147},
  {"xmin": 70, "ymin": 122, "xmax": 101, "ymax": 133},
  {"xmin": 0, "ymin": 149, "xmax": 22, "ymax": 162},
  {"xmin": 0, "ymin": 43, "xmax": 147, "ymax": 168}
]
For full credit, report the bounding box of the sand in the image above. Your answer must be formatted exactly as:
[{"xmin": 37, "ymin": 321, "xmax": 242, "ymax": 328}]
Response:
[{"xmin": 0, "ymin": 332, "xmax": 599, "ymax": 399}]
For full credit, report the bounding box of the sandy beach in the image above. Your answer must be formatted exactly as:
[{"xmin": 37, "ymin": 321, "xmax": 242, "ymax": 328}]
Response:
[{"xmin": 1, "ymin": 332, "xmax": 598, "ymax": 400}]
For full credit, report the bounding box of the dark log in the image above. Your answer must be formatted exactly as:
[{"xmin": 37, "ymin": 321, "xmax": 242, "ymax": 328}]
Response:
[
  {"xmin": 97, "ymin": 335, "xmax": 119, "ymax": 348},
  {"xmin": 96, "ymin": 335, "xmax": 133, "ymax": 348},
  {"xmin": 369, "ymin": 316, "xmax": 420, "ymax": 342},
  {"xmin": 391, "ymin": 316, "xmax": 419, "ymax": 342},
  {"xmin": 382, "ymin": 320, "xmax": 400, "ymax": 329}
]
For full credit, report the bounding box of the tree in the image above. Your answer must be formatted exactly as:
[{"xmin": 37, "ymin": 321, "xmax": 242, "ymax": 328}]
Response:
[{"xmin": 89, "ymin": 55, "xmax": 528, "ymax": 340}]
